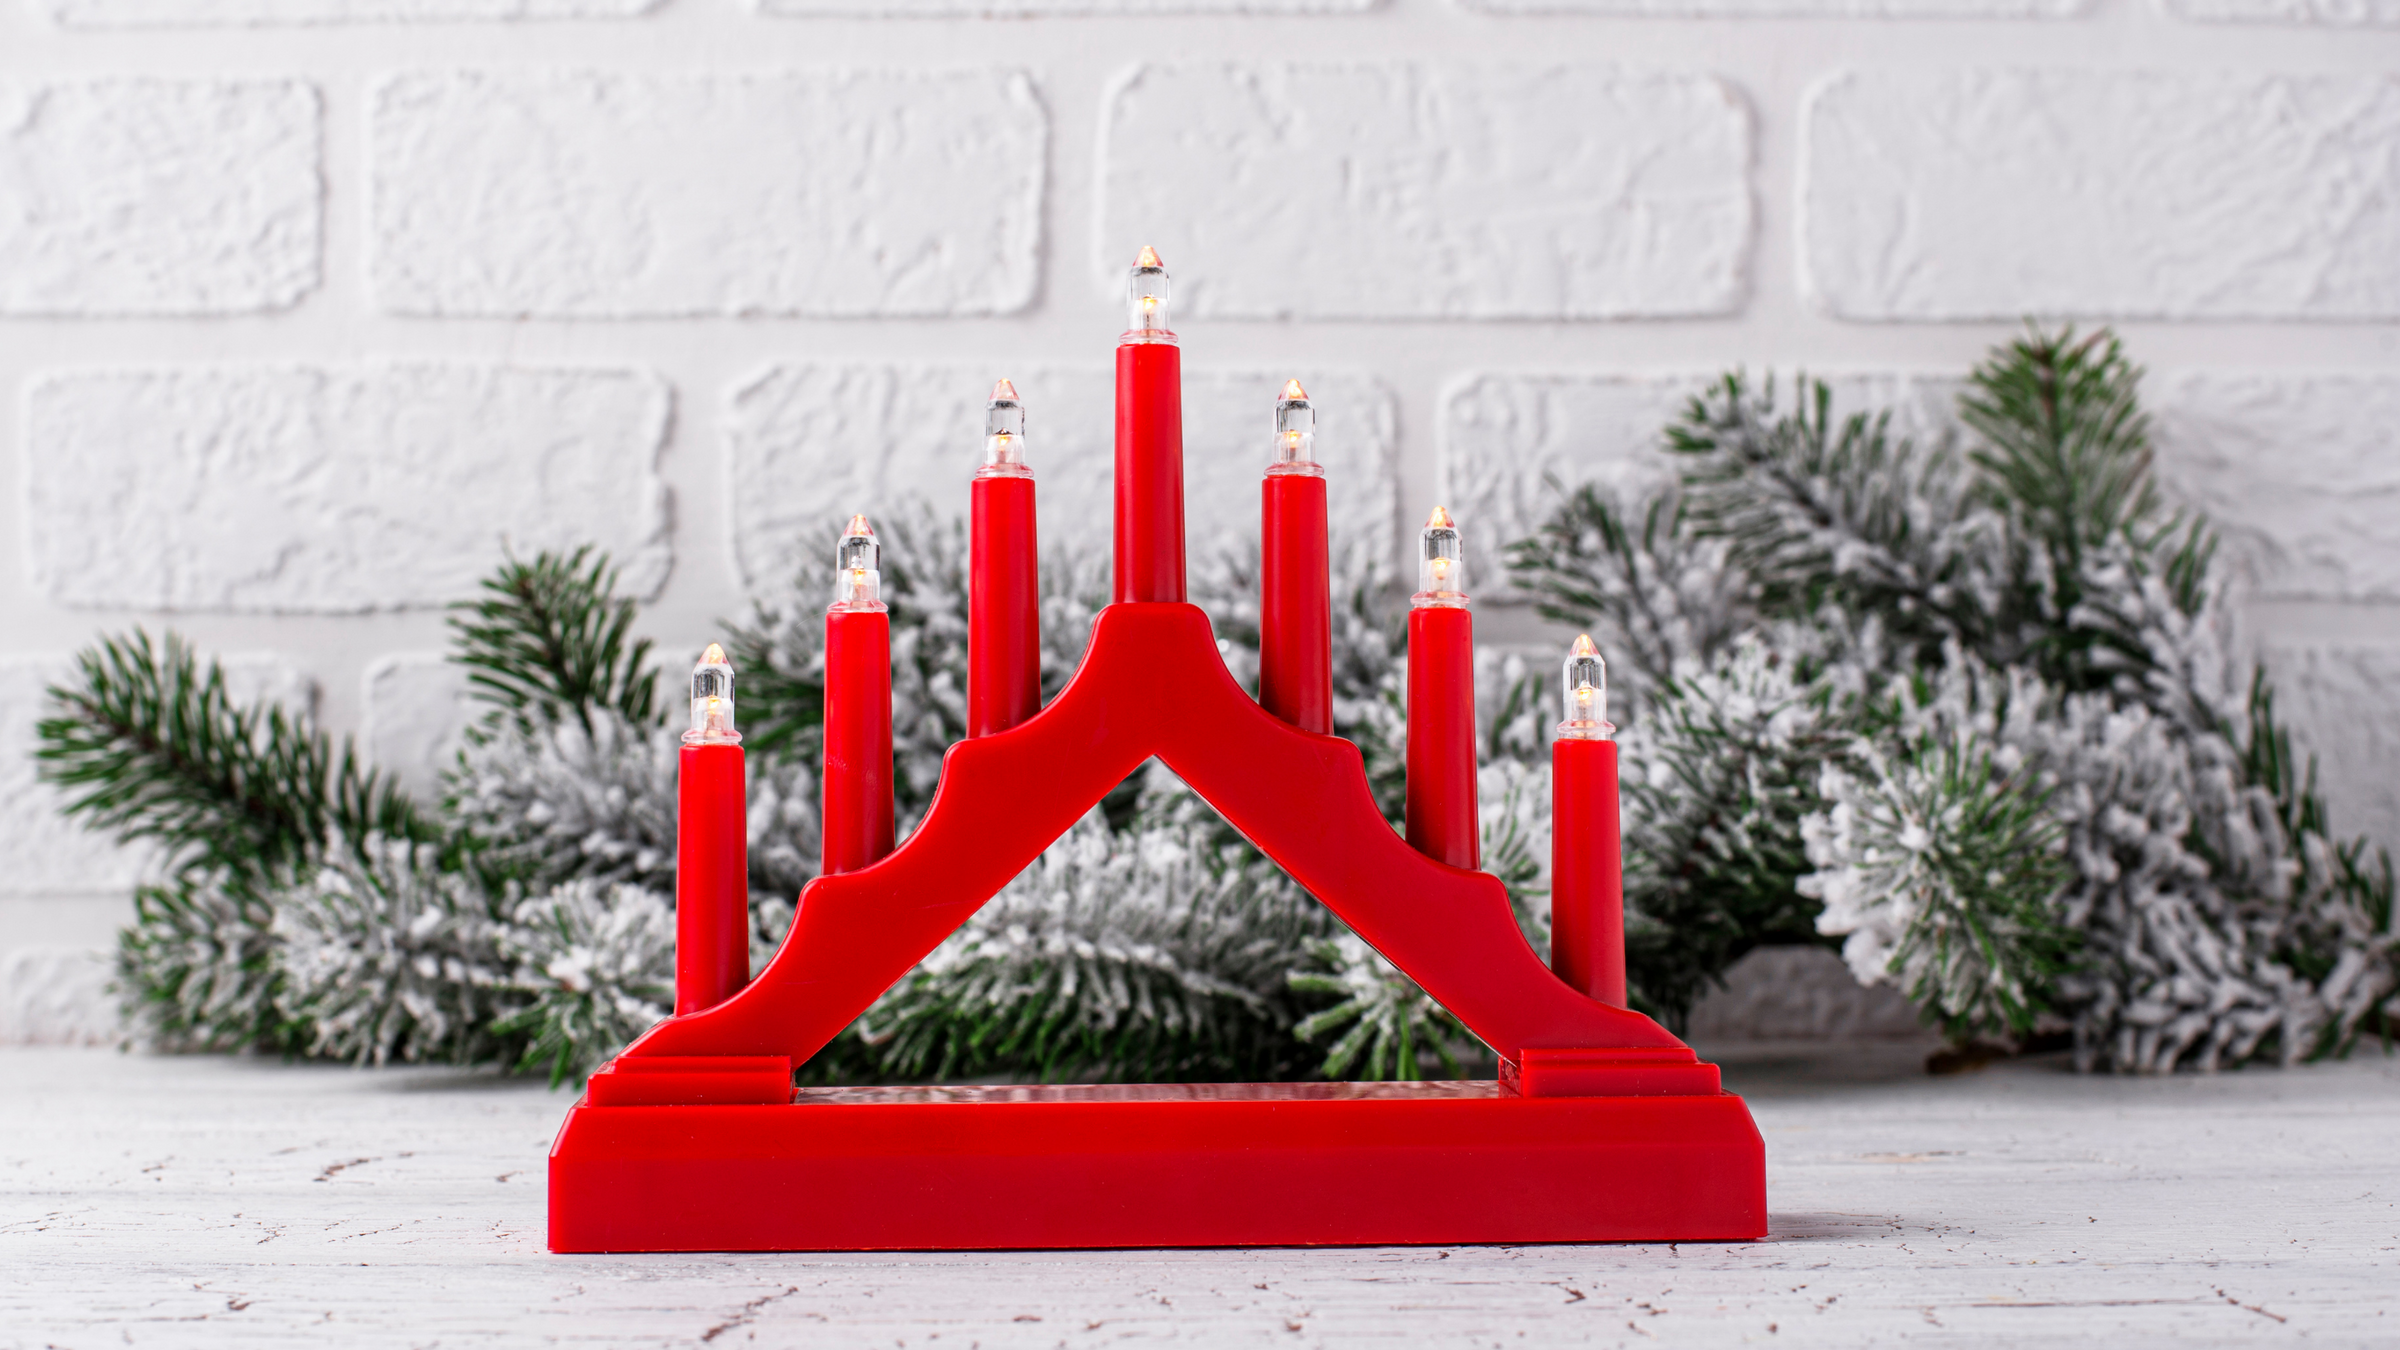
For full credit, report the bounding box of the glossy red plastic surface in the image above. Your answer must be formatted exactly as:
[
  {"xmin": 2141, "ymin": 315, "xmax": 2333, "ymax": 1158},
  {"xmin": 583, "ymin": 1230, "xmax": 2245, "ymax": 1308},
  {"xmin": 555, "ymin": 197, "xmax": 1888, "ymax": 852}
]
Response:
[
  {"xmin": 550, "ymin": 1083, "xmax": 1766, "ymax": 1251},
  {"xmin": 969, "ymin": 472, "xmax": 1041, "ymax": 737},
  {"xmin": 550, "ymin": 602, "xmax": 1764, "ymax": 1252},
  {"xmin": 1113, "ymin": 342, "xmax": 1186, "ymax": 603},
  {"xmin": 1404, "ymin": 605, "xmax": 1479, "ymax": 870},
  {"xmin": 1260, "ymin": 472, "xmax": 1333, "ymax": 735},
  {"xmin": 1551, "ymin": 737, "xmax": 1628, "ymax": 1007},
  {"xmin": 674, "ymin": 743, "xmax": 750, "ymax": 1015},
  {"xmin": 821, "ymin": 607, "xmax": 894, "ymax": 875}
]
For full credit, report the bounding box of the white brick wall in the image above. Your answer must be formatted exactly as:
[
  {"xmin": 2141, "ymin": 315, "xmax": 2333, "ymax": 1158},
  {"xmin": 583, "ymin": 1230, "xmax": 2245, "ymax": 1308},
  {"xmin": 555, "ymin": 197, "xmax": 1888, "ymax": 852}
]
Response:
[
  {"xmin": 1802, "ymin": 70, "xmax": 2400, "ymax": 320},
  {"xmin": 2163, "ymin": 0, "xmax": 2400, "ymax": 22},
  {"xmin": 1465, "ymin": 0, "xmax": 2079, "ymax": 11},
  {"xmin": 0, "ymin": 79, "xmax": 319, "ymax": 315},
  {"xmin": 371, "ymin": 70, "xmax": 1046, "ymax": 318},
  {"xmin": 1100, "ymin": 64, "xmax": 1753, "ymax": 319},
  {"xmin": 2154, "ymin": 375, "xmax": 2400, "ymax": 599},
  {"xmin": 760, "ymin": 0, "xmax": 1369, "ymax": 12},
  {"xmin": 362, "ymin": 653, "xmax": 473, "ymax": 800},
  {"xmin": 0, "ymin": 1, "xmax": 2395, "ymax": 1038},
  {"xmin": 24, "ymin": 365, "xmax": 671, "ymax": 612},
  {"xmin": 41, "ymin": 0, "xmax": 658, "ymax": 24}
]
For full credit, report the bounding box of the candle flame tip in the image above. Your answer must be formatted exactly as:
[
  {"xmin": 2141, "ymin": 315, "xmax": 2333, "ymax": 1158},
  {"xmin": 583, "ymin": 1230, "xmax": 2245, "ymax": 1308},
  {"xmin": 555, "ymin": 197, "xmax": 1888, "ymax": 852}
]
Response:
[
  {"xmin": 1570, "ymin": 633, "xmax": 1598, "ymax": 658},
  {"xmin": 990, "ymin": 378, "xmax": 1018, "ymax": 402},
  {"xmin": 844, "ymin": 513, "xmax": 874, "ymax": 537},
  {"xmin": 1281, "ymin": 378, "xmax": 1307, "ymax": 402},
  {"xmin": 1425, "ymin": 505, "xmax": 1454, "ymax": 530},
  {"xmin": 698, "ymin": 641, "xmax": 728, "ymax": 667},
  {"xmin": 1134, "ymin": 244, "xmax": 1164, "ymax": 270}
]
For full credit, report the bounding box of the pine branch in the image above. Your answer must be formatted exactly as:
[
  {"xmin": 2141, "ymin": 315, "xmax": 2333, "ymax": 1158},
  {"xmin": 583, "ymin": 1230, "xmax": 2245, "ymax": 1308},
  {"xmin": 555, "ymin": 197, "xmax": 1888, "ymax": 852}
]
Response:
[
  {"xmin": 1620, "ymin": 640, "xmax": 1844, "ymax": 1031},
  {"xmin": 449, "ymin": 546, "xmax": 658, "ymax": 737},
  {"xmin": 1667, "ymin": 373, "xmax": 1998, "ymax": 670},
  {"xmin": 114, "ymin": 875, "xmax": 300, "ymax": 1053},
  {"xmin": 1961, "ymin": 326, "xmax": 2163, "ymax": 574},
  {"xmin": 36, "ymin": 630, "xmax": 426, "ymax": 889},
  {"xmin": 1502, "ymin": 478, "xmax": 1746, "ymax": 697}
]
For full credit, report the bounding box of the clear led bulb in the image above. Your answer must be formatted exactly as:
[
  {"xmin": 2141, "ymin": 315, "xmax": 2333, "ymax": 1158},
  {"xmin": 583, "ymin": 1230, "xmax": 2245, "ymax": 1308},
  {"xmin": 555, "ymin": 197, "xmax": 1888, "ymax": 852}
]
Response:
[
  {"xmin": 685, "ymin": 642, "xmax": 741, "ymax": 746},
  {"xmin": 1268, "ymin": 379, "xmax": 1322, "ymax": 478},
  {"xmin": 1123, "ymin": 245, "xmax": 1175, "ymax": 344},
  {"xmin": 831, "ymin": 514, "xmax": 887, "ymax": 613},
  {"xmin": 979, "ymin": 378, "xmax": 1031, "ymax": 478},
  {"xmin": 1411, "ymin": 506, "xmax": 1468, "ymax": 609},
  {"xmin": 1557, "ymin": 634, "xmax": 1614, "ymax": 741}
]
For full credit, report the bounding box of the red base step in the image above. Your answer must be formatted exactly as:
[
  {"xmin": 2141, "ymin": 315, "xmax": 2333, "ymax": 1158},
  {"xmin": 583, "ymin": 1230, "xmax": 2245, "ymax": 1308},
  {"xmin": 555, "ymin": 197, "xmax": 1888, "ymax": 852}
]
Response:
[{"xmin": 547, "ymin": 1078, "xmax": 1767, "ymax": 1252}]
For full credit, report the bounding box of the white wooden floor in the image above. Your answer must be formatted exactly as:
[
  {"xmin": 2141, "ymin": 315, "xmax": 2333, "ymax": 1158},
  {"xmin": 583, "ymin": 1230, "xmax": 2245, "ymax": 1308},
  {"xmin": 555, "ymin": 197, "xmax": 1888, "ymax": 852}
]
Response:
[{"xmin": 5, "ymin": 1042, "xmax": 2394, "ymax": 1348}]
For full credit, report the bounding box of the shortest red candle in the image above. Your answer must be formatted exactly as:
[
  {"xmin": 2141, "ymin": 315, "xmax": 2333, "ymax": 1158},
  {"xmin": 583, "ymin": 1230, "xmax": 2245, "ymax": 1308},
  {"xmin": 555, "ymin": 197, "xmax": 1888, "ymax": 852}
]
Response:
[
  {"xmin": 1261, "ymin": 379, "xmax": 1333, "ymax": 736},
  {"xmin": 1404, "ymin": 506, "xmax": 1479, "ymax": 871},
  {"xmin": 823, "ymin": 515, "xmax": 895, "ymax": 876},
  {"xmin": 676, "ymin": 643, "xmax": 750, "ymax": 1017},
  {"xmin": 1550, "ymin": 634, "xmax": 1626, "ymax": 1007}
]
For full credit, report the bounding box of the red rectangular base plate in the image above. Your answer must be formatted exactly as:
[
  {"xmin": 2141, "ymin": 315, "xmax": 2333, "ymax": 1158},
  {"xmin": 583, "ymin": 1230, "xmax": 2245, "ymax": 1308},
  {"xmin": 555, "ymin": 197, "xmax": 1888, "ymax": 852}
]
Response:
[{"xmin": 547, "ymin": 1080, "xmax": 1767, "ymax": 1251}]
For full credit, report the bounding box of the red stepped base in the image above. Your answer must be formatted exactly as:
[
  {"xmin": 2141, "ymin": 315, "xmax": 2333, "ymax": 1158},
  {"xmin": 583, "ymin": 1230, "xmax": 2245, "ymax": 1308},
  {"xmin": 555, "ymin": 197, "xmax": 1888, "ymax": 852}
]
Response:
[{"xmin": 548, "ymin": 1076, "xmax": 1766, "ymax": 1252}]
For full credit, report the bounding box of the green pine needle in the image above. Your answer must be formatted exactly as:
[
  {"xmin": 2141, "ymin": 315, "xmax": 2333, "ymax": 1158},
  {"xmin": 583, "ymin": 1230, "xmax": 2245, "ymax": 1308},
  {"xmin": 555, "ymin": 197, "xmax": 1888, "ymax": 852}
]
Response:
[
  {"xmin": 36, "ymin": 630, "xmax": 425, "ymax": 889},
  {"xmin": 449, "ymin": 546, "xmax": 659, "ymax": 735}
]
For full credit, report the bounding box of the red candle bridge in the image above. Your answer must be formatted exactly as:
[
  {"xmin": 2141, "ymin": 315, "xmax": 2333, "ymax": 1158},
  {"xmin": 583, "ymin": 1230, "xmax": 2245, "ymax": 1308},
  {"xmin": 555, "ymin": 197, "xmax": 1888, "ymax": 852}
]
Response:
[{"xmin": 546, "ymin": 251, "xmax": 1766, "ymax": 1253}]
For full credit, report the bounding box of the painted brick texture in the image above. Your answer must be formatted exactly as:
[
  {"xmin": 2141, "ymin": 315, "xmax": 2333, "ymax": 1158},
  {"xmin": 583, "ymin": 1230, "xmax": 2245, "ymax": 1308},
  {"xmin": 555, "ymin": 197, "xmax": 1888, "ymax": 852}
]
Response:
[
  {"xmin": 24, "ymin": 365, "xmax": 670, "ymax": 613},
  {"xmin": 1803, "ymin": 70, "xmax": 2400, "ymax": 320},
  {"xmin": 2154, "ymin": 375, "xmax": 2400, "ymax": 600},
  {"xmin": 2260, "ymin": 643, "xmax": 2400, "ymax": 855},
  {"xmin": 362, "ymin": 654, "xmax": 473, "ymax": 800},
  {"xmin": 371, "ymin": 70, "xmax": 1046, "ymax": 318},
  {"xmin": 1465, "ymin": 0, "xmax": 2074, "ymax": 11},
  {"xmin": 40, "ymin": 0, "xmax": 656, "ymax": 23},
  {"xmin": 0, "ymin": 80, "xmax": 319, "ymax": 316},
  {"xmin": 727, "ymin": 367, "xmax": 1399, "ymax": 592},
  {"xmin": 2163, "ymin": 0, "xmax": 2400, "ymax": 21},
  {"xmin": 760, "ymin": 0, "xmax": 1365, "ymax": 12},
  {"xmin": 1100, "ymin": 65, "xmax": 1753, "ymax": 320}
]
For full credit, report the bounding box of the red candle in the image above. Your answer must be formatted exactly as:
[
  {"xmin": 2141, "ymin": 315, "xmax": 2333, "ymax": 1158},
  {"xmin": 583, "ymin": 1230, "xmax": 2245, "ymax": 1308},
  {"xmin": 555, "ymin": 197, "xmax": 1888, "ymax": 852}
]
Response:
[
  {"xmin": 1550, "ymin": 635, "xmax": 1626, "ymax": 1007},
  {"xmin": 970, "ymin": 379, "xmax": 1041, "ymax": 738},
  {"xmin": 1260, "ymin": 379, "xmax": 1332, "ymax": 735},
  {"xmin": 676, "ymin": 643, "xmax": 750, "ymax": 1016},
  {"xmin": 823, "ymin": 515, "xmax": 895, "ymax": 876},
  {"xmin": 1404, "ymin": 507, "xmax": 1479, "ymax": 870},
  {"xmin": 1114, "ymin": 246, "xmax": 1186, "ymax": 605}
]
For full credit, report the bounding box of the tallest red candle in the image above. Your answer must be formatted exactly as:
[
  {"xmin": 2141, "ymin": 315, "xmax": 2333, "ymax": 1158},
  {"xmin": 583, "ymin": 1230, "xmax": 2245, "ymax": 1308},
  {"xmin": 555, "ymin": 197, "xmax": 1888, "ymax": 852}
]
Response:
[{"xmin": 1114, "ymin": 246, "xmax": 1186, "ymax": 604}]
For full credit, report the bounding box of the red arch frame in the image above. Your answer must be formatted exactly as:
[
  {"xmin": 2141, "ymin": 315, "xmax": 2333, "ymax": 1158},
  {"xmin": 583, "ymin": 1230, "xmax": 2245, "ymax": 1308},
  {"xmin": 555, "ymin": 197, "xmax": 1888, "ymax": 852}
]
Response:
[{"xmin": 624, "ymin": 602, "xmax": 1682, "ymax": 1070}]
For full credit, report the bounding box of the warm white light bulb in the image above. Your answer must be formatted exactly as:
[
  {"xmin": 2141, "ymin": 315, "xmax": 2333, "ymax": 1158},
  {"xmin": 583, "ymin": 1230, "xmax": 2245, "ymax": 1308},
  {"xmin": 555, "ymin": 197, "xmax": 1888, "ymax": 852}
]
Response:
[
  {"xmin": 1557, "ymin": 633, "xmax": 1614, "ymax": 741},
  {"xmin": 685, "ymin": 642, "xmax": 742, "ymax": 746},
  {"xmin": 1268, "ymin": 378, "xmax": 1322, "ymax": 478},
  {"xmin": 1123, "ymin": 245, "xmax": 1175, "ymax": 345},
  {"xmin": 831, "ymin": 514, "xmax": 887, "ymax": 613},
  {"xmin": 1412, "ymin": 506, "xmax": 1467, "ymax": 609},
  {"xmin": 980, "ymin": 378, "xmax": 1031, "ymax": 478}
]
